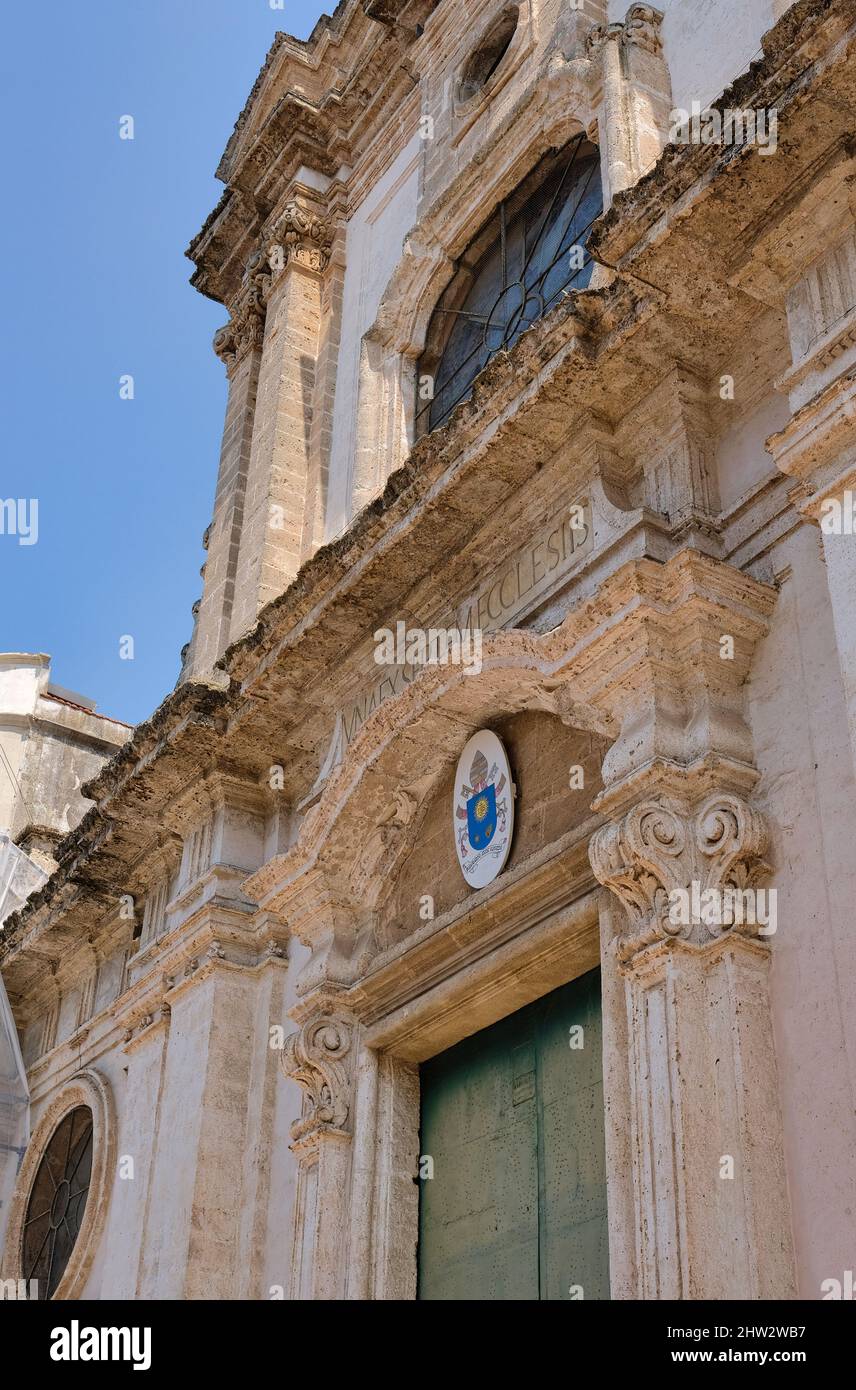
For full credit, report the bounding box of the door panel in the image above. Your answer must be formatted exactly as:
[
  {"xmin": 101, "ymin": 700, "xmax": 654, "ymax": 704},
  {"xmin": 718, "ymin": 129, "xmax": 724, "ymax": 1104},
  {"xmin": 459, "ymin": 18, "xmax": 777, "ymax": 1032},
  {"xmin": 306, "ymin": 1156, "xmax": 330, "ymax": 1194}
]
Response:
[
  {"xmin": 418, "ymin": 968, "xmax": 609, "ymax": 1300},
  {"xmin": 417, "ymin": 1006, "xmax": 539, "ymax": 1300},
  {"xmin": 536, "ymin": 968, "xmax": 610, "ymax": 1301}
]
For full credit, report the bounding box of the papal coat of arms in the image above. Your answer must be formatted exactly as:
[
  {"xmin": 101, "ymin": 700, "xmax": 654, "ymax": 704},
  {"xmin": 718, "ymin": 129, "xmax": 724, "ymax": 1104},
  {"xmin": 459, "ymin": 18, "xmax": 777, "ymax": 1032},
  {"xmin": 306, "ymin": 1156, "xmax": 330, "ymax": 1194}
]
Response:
[{"xmin": 453, "ymin": 731, "xmax": 514, "ymax": 889}]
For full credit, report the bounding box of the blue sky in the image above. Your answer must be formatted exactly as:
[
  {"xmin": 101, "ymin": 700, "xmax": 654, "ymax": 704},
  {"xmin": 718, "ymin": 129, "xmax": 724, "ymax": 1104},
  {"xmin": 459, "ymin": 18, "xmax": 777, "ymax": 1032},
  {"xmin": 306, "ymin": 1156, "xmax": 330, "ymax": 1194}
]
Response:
[{"xmin": 0, "ymin": 1, "xmax": 327, "ymax": 724}]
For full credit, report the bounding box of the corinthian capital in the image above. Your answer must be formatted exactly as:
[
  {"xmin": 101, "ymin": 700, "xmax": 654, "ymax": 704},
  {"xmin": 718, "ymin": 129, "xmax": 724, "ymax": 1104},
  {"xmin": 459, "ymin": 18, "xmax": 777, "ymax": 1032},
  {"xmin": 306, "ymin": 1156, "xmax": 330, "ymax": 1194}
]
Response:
[
  {"xmin": 590, "ymin": 791, "xmax": 771, "ymax": 964},
  {"xmin": 267, "ymin": 201, "xmax": 333, "ymax": 275},
  {"xmin": 212, "ymin": 305, "xmax": 264, "ymax": 372},
  {"xmin": 212, "ymin": 249, "xmax": 271, "ymax": 372},
  {"xmin": 281, "ymin": 1011, "xmax": 355, "ymax": 1146}
]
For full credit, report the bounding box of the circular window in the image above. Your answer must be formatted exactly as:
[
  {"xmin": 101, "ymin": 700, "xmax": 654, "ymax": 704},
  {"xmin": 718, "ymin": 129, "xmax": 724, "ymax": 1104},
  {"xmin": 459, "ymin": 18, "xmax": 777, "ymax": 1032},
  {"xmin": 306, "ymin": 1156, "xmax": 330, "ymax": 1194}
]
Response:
[
  {"xmin": 458, "ymin": 6, "xmax": 519, "ymax": 104},
  {"xmin": 22, "ymin": 1105, "xmax": 93, "ymax": 1299},
  {"xmin": 2, "ymin": 1070, "xmax": 114, "ymax": 1301}
]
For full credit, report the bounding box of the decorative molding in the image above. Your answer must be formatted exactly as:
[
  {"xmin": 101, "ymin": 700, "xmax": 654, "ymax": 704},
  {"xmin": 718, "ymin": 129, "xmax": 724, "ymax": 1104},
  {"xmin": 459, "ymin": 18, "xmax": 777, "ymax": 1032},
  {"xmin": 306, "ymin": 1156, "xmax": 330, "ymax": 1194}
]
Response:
[
  {"xmin": 281, "ymin": 1011, "xmax": 355, "ymax": 1146},
  {"xmin": 767, "ymin": 365, "xmax": 856, "ymax": 513},
  {"xmin": 590, "ymin": 791, "xmax": 770, "ymax": 964}
]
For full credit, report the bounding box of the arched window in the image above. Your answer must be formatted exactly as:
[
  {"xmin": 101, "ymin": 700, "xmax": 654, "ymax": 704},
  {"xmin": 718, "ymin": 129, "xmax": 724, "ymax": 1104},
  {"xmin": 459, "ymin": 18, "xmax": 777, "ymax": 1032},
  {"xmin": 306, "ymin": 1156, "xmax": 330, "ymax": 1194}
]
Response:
[
  {"xmin": 417, "ymin": 135, "xmax": 602, "ymax": 435},
  {"xmin": 22, "ymin": 1105, "xmax": 93, "ymax": 1299}
]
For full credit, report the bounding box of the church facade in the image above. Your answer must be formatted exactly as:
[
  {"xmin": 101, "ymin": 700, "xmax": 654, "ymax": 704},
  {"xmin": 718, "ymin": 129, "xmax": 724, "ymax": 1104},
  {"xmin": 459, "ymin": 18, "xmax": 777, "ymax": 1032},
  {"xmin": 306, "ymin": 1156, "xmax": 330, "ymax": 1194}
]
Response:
[{"xmin": 2, "ymin": 0, "xmax": 856, "ymax": 1301}]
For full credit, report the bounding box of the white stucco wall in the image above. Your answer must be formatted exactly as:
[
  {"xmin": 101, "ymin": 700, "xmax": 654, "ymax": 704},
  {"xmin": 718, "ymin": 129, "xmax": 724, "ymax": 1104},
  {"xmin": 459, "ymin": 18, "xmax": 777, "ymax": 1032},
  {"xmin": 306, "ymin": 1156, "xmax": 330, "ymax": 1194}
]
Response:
[
  {"xmin": 326, "ymin": 137, "xmax": 422, "ymax": 538},
  {"xmin": 749, "ymin": 523, "xmax": 856, "ymax": 1299},
  {"xmin": 609, "ymin": 0, "xmax": 778, "ymax": 113}
]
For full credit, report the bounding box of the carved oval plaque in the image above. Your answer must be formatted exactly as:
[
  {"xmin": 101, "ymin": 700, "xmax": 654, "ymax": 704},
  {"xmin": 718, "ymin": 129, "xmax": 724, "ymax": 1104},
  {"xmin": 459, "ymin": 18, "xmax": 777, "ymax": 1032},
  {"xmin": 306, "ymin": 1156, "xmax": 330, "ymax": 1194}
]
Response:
[{"xmin": 452, "ymin": 730, "xmax": 515, "ymax": 889}]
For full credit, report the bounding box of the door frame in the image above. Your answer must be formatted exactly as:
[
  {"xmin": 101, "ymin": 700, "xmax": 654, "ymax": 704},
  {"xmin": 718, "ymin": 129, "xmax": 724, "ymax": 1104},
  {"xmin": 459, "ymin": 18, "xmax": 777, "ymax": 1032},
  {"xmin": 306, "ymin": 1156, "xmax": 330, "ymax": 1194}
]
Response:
[
  {"xmin": 416, "ymin": 963, "xmax": 609, "ymax": 1301},
  {"xmin": 338, "ymin": 832, "xmax": 632, "ymax": 1299}
]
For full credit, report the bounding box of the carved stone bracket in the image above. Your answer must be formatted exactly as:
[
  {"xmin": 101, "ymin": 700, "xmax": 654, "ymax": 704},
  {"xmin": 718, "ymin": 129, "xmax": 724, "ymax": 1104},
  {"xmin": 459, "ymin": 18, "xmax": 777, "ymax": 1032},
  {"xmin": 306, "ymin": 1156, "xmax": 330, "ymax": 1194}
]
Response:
[
  {"xmin": 590, "ymin": 790, "xmax": 771, "ymax": 964},
  {"xmin": 281, "ymin": 1011, "xmax": 355, "ymax": 1146},
  {"xmin": 586, "ymin": 5, "xmax": 669, "ymax": 201}
]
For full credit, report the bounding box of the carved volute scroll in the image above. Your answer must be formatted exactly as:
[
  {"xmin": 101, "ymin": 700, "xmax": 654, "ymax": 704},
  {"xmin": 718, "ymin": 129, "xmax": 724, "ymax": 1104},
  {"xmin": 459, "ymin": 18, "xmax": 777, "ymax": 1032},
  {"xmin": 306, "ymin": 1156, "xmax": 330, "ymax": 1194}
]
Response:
[
  {"xmin": 590, "ymin": 792, "xmax": 770, "ymax": 963},
  {"xmin": 281, "ymin": 1012, "xmax": 355, "ymax": 1146}
]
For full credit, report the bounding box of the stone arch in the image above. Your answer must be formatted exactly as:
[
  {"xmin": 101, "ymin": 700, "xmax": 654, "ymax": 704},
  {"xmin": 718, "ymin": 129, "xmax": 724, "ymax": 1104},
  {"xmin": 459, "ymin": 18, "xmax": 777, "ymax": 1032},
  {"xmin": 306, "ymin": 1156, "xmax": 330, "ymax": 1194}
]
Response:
[
  {"xmin": 247, "ymin": 631, "xmax": 617, "ymax": 990},
  {"xmin": 370, "ymin": 108, "xmax": 599, "ymax": 363},
  {"xmin": 1, "ymin": 1068, "xmax": 117, "ymax": 1300},
  {"xmin": 345, "ymin": 88, "xmax": 602, "ymax": 520},
  {"xmin": 379, "ymin": 705, "xmax": 608, "ymax": 950}
]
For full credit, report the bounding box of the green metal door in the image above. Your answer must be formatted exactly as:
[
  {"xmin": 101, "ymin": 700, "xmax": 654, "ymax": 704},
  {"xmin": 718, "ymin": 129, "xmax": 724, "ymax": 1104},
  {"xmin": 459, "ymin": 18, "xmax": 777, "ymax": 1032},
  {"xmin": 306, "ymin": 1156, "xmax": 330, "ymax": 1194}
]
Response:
[{"xmin": 417, "ymin": 968, "xmax": 609, "ymax": 1300}]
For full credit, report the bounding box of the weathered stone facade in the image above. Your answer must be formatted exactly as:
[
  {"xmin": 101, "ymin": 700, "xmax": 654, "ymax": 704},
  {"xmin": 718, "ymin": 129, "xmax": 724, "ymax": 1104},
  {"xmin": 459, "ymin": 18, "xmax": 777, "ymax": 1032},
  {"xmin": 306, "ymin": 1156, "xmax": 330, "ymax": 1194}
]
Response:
[
  {"xmin": 2, "ymin": 0, "xmax": 856, "ymax": 1301},
  {"xmin": 0, "ymin": 654, "xmax": 130, "ymax": 873}
]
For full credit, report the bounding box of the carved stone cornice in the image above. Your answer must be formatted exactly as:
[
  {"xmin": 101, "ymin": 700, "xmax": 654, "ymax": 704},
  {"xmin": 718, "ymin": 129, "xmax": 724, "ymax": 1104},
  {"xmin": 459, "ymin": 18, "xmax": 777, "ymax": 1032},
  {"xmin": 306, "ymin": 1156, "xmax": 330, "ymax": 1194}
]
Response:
[
  {"xmin": 249, "ymin": 863, "xmax": 374, "ymax": 997},
  {"xmin": 267, "ymin": 202, "xmax": 333, "ymax": 277},
  {"xmin": 281, "ymin": 1010, "xmax": 355, "ymax": 1146},
  {"xmin": 590, "ymin": 787, "xmax": 771, "ymax": 965},
  {"xmin": 766, "ymin": 366, "xmax": 856, "ymax": 518}
]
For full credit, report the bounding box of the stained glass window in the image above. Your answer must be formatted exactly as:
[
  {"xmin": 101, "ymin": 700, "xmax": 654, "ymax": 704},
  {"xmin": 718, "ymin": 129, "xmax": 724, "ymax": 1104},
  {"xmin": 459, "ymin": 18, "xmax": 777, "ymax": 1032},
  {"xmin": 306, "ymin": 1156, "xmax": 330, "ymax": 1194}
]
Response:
[
  {"xmin": 21, "ymin": 1105, "xmax": 93, "ymax": 1299},
  {"xmin": 417, "ymin": 135, "xmax": 602, "ymax": 434}
]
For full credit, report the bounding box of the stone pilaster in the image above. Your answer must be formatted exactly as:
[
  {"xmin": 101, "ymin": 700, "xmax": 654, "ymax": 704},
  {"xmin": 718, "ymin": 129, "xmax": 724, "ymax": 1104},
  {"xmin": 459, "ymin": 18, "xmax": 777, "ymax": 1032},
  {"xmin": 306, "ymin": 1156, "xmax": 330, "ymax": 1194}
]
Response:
[
  {"xmin": 228, "ymin": 198, "xmax": 334, "ymax": 644},
  {"xmin": 131, "ymin": 957, "xmax": 279, "ymax": 1300},
  {"xmin": 767, "ymin": 222, "xmax": 856, "ymax": 788},
  {"xmin": 184, "ymin": 254, "xmax": 268, "ymax": 680},
  {"xmin": 587, "ymin": 5, "xmax": 671, "ymax": 205},
  {"xmin": 281, "ymin": 1005, "xmax": 358, "ymax": 1300},
  {"xmin": 251, "ymin": 855, "xmax": 372, "ymax": 1298},
  {"xmin": 592, "ymin": 780, "xmax": 796, "ymax": 1299},
  {"xmin": 120, "ymin": 769, "xmax": 286, "ymax": 1300},
  {"xmin": 586, "ymin": 556, "xmax": 798, "ymax": 1300}
]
